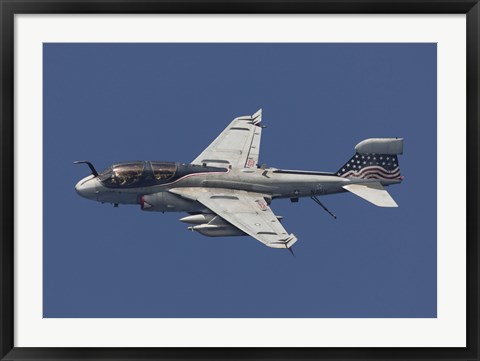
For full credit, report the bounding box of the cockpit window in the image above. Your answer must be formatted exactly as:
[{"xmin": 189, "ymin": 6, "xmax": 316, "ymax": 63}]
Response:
[
  {"xmin": 98, "ymin": 167, "xmax": 113, "ymax": 184},
  {"xmin": 98, "ymin": 162, "xmax": 144, "ymax": 187},
  {"xmin": 113, "ymin": 162, "xmax": 144, "ymax": 186},
  {"xmin": 98, "ymin": 161, "xmax": 178, "ymax": 188},
  {"xmin": 151, "ymin": 162, "xmax": 176, "ymax": 182}
]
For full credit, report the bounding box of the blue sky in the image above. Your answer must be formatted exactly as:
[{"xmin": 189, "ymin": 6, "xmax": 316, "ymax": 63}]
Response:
[{"xmin": 43, "ymin": 43, "xmax": 437, "ymax": 317}]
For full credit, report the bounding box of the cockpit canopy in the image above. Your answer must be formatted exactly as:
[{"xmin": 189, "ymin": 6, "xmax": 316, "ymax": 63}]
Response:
[{"xmin": 98, "ymin": 161, "xmax": 177, "ymax": 188}]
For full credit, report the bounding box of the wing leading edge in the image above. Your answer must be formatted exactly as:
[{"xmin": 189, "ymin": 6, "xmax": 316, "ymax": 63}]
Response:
[
  {"xmin": 169, "ymin": 187, "xmax": 298, "ymax": 249},
  {"xmin": 191, "ymin": 109, "xmax": 263, "ymax": 169}
]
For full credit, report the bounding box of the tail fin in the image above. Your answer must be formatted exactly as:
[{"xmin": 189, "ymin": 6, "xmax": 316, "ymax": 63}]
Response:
[{"xmin": 336, "ymin": 138, "xmax": 403, "ymax": 180}]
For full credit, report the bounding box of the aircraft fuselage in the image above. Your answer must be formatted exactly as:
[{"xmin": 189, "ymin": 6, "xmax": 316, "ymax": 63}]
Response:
[{"xmin": 75, "ymin": 162, "xmax": 400, "ymax": 213}]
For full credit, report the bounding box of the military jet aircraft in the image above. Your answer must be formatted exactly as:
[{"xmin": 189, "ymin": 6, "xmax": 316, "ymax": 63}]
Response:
[{"xmin": 75, "ymin": 109, "xmax": 403, "ymax": 253}]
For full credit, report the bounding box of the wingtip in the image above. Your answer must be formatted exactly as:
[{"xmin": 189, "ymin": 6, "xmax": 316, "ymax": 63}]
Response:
[
  {"xmin": 286, "ymin": 234, "xmax": 298, "ymax": 248},
  {"xmin": 252, "ymin": 109, "xmax": 262, "ymax": 124}
]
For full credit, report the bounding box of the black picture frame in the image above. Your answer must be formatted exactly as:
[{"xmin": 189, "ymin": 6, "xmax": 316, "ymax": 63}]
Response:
[{"xmin": 1, "ymin": 1, "xmax": 479, "ymax": 360}]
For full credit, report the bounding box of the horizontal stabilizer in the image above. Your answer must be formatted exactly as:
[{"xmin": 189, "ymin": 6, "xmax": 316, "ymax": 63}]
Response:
[{"xmin": 343, "ymin": 182, "xmax": 398, "ymax": 207}]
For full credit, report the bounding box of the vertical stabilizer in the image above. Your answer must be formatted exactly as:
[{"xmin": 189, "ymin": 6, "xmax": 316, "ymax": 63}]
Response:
[{"xmin": 337, "ymin": 138, "xmax": 403, "ymax": 180}]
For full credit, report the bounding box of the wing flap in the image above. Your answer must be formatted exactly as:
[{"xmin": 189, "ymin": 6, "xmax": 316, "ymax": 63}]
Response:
[{"xmin": 342, "ymin": 182, "xmax": 398, "ymax": 207}]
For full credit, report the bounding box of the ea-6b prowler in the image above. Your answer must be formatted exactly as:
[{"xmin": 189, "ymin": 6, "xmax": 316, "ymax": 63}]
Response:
[{"xmin": 75, "ymin": 109, "xmax": 403, "ymax": 253}]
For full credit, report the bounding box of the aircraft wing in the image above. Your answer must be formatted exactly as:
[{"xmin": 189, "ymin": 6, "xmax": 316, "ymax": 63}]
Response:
[
  {"xmin": 191, "ymin": 109, "xmax": 263, "ymax": 169},
  {"xmin": 169, "ymin": 187, "xmax": 298, "ymax": 249}
]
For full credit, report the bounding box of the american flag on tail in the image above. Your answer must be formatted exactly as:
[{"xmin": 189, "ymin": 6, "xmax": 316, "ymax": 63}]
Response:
[{"xmin": 337, "ymin": 153, "xmax": 402, "ymax": 180}]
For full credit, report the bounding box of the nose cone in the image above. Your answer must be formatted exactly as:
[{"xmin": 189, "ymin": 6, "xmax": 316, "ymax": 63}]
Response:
[{"xmin": 75, "ymin": 175, "xmax": 98, "ymax": 200}]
